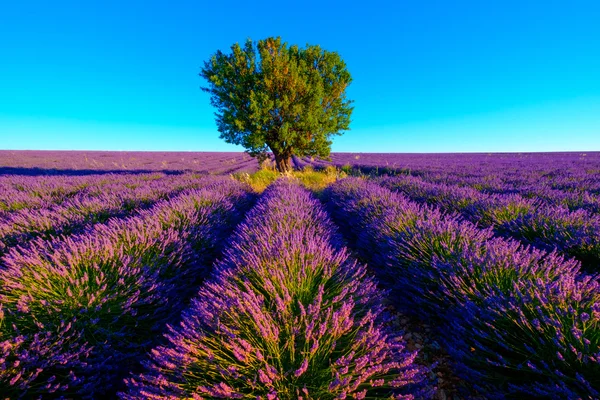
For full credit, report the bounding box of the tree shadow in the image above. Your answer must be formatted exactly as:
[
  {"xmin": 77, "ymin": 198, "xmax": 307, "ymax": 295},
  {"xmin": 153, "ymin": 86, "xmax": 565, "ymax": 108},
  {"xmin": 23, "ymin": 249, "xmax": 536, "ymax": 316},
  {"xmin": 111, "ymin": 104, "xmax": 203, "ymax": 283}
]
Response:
[{"xmin": 0, "ymin": 167, "xmax": 207, "ymax": 176}]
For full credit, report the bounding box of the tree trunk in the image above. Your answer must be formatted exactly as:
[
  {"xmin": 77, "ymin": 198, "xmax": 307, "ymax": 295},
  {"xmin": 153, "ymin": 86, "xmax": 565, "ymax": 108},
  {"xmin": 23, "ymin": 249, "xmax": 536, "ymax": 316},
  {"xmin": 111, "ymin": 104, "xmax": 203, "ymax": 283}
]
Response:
[{"xmin": 273, "ymin": 152, "xmax": 292, "ymax": 173}]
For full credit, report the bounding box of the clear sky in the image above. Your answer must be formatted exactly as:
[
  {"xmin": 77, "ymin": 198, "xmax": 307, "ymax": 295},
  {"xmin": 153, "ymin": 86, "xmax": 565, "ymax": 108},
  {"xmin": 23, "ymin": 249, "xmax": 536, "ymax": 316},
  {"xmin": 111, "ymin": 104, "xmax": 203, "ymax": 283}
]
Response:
[{"xmin": 1, "ymin": 0, "xmax": 599, "ymax": 152}]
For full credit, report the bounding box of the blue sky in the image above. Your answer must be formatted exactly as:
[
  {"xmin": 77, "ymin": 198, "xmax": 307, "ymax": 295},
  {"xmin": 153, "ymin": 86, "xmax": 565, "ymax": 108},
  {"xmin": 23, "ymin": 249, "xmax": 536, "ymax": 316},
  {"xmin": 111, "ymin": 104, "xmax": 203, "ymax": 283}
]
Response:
[{"xmin": 1, "ymin": 0, "xmax": 599, "ymax": 152}]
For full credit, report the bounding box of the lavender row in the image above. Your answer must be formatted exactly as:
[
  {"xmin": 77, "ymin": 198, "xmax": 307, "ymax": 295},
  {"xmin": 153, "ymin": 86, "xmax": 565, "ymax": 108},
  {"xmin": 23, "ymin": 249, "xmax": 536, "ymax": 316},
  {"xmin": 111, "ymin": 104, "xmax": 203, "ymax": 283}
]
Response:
[
  {"xmin": 378, "ymin": 174, "xmax": 600, "ymax": 272},
  {"xmin": 324, "ymin": 177, "xmax": 599, "ymax": 399},
  {"xmin": 325, "ymin": 152, "xmax": 600, "ymax": 194},
  {"xmin": 0, "ymin": 174, "xmax": 215, "ymax": 257},
  {"xmin": 491, "ymin": 185, "xmax": 600, "ymax": 214},
  {"xmin": 0, "ymin": 176, "xmax": 88, "ymax": 214},
  {"xmin": 412, "ymin": 164, "xmax": 600, "ymax": 197},
  {"xmin": 122, "ymin": 180, "xmax": 433, "ymax": 399},
  {"xmin": 210, "ymin": 156, "xmax": 262, "ymax": 175},
  {"xmin": 0, "ymin": 178, "xmax": 255, "ymax": 398},
  {"xmin": 313, "ymin": 153, "xmax": 600, "ymax": 200},
  {"xmin": 0, "ymin": 172, "xmax": 214, "ymax": 217},
  {"xmin": 404, "ymin": 171, "xmax": 600, "ymax": 214},
  {"xmin": 0, "ymin": 172, "xmax": 175, "ymax": 215},
  {"xmin": 0, "ymin": 172, "xmax": 203, "ymax": 226}
]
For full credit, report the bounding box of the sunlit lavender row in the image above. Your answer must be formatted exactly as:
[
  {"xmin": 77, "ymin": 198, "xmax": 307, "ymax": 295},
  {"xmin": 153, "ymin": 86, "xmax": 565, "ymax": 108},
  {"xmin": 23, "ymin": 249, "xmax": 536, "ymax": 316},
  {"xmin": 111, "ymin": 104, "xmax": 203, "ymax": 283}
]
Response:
[
  {"xmin": 0, "ymin": 173, "xmax": 174, "ymax": 213},
  {"xmin": 0, "ymin": 176, "xmax": 255, "ymax": 397},
  {"xmin": 1, "ymin": 151, "xmax": 599, "ymax": 399},
  {"xmin": 123, "ymin": 181, "xmax": 433, "ymax": 399},
  {"xmin": 324, "ymin": 178, "xmax": 599, "ymax": 399},
  {"xmin": 0, "ymin": 173, "xmax": 227, "ymax": 256},
  {"xmin": 377, "ymin": 174, "xmax": 600, "ymax": 272}
]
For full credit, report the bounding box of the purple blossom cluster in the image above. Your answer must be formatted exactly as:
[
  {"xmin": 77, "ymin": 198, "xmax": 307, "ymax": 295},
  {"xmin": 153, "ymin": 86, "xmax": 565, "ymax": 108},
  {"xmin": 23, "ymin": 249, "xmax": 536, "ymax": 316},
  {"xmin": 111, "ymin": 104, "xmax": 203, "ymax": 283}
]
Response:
[
  {"xmin": 522, "ymin": 187, "xmax": 600, "ymax": 214},
  {"xmin": 0, "ymin": 172, "xmax": 172, "ymax": 213},
  {"xmin": 0, "ymin": 172, "xmax": 219, "ymax": 256},
  {"xmin": 0, "ymin": 178, "xmax": 254, "ymax": 398},
  {"xmin": 122, "ymin": 180, "xmax": 433, "ymax": 399},
  {"xmin": 2, "ymin": 150, "xmax": 599, "ymax": 398},
  {"xmin": 324, "ymin": 177, "xmax": 599, "ymax": 398},
  {"xmin": 0, "ymin": 175, "xmax": 89, "ymax": 214},
  {"xmin": 379, "ymin": 174, "xmax": 600, "ymax": 271}
]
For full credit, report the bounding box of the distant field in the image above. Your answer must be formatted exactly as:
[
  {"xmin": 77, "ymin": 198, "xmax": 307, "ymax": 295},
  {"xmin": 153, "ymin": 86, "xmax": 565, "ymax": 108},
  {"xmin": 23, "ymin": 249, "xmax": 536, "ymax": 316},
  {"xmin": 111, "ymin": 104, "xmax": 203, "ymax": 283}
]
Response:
[
  {"xmin": 0, "ymin": 150, "xmax": 260, "ymax": 175},
  {"xmin": 1, "ymin": 151, "xmax": 599, "ymax": 399}
]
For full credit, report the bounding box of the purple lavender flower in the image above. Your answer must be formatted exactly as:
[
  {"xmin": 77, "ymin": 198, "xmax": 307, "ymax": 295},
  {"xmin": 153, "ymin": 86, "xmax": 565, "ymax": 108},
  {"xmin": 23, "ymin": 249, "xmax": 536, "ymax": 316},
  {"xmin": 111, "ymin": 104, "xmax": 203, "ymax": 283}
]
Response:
[
  {"xmin": 122, "ymin": 180, "xmax": 432, "ymax": 399},
  {"xmin": 324, "ymin": 177, "xmax": 599, "ymax": 398},
  {"xmin": 0, "ymin": 178, "xmax": 254, "ymax": 397}
]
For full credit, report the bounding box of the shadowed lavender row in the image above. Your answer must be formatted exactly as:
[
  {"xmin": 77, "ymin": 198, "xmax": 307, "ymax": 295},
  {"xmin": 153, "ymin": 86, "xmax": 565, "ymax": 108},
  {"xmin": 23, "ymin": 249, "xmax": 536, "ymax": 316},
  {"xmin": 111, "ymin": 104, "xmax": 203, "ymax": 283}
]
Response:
[
  {"xmin": 0, "ymin": 178, "xmax": 255, "ymax": 398},
  {"xmin": 295, "ymin": 153, "xmax": 600, "ymax": 216},
  {"xmin": 122, "ymin": 180, "xmax": 433, "ymax": 399},
  {"xmin": 378, "ymin": 174, "xmax": 600, "ymax": 272},
  {"xmin": 324, "ymin": 177, "xmax": 599, "ymax": 399},
  {"xmin": 0, "ymin": 173, "xmax": 219, "ymax": 257},
  {"xmin": 0, "ymin": 170, "xmax": 232, "ymax": 218},
  {"xmin": 361, "ymin": 164, "xmax": 600, "ymax": 217}
]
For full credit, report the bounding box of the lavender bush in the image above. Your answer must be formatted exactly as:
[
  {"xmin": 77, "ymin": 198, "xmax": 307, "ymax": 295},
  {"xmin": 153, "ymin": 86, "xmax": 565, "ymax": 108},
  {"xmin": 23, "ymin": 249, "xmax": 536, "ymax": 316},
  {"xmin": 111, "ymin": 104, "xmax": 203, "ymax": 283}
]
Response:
[
  {"xmin": 0, "ymin": 172, "xmax": 214, "ymax": 256},
  {"xmin": 445, "ymin": 274, "xmax": 600, "ymax": 399},
  {"xmin": 379, "ymin": 175, "xmax": 600, "ymax": 271},
  {"xmin": 0, "ymin": 178, "xmax": 254, "ymax": 398},
  {"xmin": 501, "ymin": 205, "xmax": 600, "ymax": 265},
  {"xmin": 324, "ymin": 177, "xmax": 599, "ymax": 397},
  {"xmin": 123, "ymin": 180, "xmax": 432, "ymax": 399}
]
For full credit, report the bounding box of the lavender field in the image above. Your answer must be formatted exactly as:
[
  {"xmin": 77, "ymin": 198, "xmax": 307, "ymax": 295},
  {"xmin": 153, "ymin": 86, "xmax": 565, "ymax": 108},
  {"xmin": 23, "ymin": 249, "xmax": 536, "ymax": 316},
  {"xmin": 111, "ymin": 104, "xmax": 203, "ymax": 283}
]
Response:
[{"xmin": 1, "ymin": 151, "xmax": 599, "ymax": 399}]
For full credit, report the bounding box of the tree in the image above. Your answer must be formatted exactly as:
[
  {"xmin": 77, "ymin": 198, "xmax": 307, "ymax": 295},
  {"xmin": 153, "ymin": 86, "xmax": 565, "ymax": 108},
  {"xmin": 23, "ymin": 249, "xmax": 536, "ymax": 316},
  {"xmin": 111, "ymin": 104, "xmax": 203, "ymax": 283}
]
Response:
[{"xmin": 200, "ymin": 37, "xmax": 354, "ymax": 172}]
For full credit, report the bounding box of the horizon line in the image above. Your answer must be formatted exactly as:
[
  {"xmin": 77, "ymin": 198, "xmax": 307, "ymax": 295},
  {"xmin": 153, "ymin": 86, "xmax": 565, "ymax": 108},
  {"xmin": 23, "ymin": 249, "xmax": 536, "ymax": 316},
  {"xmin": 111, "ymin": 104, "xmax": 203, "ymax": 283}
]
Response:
[{"xmin": 1, "ymin": 149, "xmax": 599, "ymax": 155}]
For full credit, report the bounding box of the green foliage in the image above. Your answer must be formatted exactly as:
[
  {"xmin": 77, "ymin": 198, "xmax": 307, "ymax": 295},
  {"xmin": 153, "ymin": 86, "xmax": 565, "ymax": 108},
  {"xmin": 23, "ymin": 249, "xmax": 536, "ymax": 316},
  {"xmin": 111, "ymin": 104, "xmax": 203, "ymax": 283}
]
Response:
[
  {"xmin": 200, "ymin": 37, "xmax": 353, "ymax": 172},
  {"xmin": 233, "ymin": 165, "xmax": 345, "ymax": 193},
  {"xmin": 294, "ymin": 165, "xmax": 343, "ymax": 191},
  {"xmin": 340, "ymin": 163, "xmax": 353, "ymax": 175},
  {"xmin": 233, "ymin": 168, "xmax": 280, "ymax": 192}
]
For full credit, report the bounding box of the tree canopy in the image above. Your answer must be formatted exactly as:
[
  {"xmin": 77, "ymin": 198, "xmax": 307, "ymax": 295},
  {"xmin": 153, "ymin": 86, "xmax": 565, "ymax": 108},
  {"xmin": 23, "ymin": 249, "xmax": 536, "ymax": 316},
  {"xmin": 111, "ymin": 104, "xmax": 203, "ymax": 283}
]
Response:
[{"xmin": 200, "ymin": 37, "xmax": 354, "ymax": 172}]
